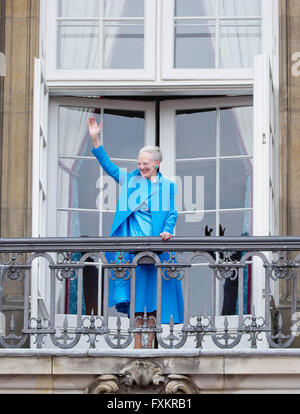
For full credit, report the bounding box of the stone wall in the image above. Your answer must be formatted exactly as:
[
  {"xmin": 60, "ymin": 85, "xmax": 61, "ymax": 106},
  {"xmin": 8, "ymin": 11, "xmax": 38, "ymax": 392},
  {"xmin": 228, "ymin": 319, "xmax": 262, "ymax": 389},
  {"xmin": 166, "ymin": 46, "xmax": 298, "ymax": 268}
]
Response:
[
  {"xmin": 278, "ymin": 1, "xmax": 300, "ymax": 342},
  {"xmin": 0, "ymin": 0, "xmax": 39, "ymax": 337},
  {"xmin": 1, "ymin": 352, "xmax": 300, "ymax": 393}
]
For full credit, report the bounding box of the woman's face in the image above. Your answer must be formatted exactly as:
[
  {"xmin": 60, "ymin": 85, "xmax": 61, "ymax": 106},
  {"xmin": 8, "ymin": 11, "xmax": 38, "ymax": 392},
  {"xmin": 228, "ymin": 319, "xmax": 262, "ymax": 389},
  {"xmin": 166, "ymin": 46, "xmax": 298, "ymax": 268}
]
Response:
[{"xmin": 137, "ymin": 151, "xmax": 159, "ymax": 180}]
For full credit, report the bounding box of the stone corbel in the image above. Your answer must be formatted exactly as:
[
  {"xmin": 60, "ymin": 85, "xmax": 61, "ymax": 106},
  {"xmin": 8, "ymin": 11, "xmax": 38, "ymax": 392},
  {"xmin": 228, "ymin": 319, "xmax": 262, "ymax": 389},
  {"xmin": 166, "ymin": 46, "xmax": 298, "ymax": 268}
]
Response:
[
  {"xmin": 165, "ymin": 374, "xmax": 199, "ymax": 394},
  {"xmin": 85, "ymin": 360, "xmax": 199, "ymax": 394}
]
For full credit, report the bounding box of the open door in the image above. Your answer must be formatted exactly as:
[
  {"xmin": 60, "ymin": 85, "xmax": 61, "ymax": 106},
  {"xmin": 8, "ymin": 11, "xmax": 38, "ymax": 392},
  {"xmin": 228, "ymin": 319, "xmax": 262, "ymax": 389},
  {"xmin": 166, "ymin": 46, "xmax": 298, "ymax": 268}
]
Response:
[
  {"xmin": 158, "ymin": 54, "xmax": 278, "ymax": 348},
  {"xmin": 44, "ymin": 97, "xmax": 156, "ymax": 348},
  {"xmin": 160, "ymin": 95, "xmax": 254, "ymax": 348},
  {"xmin": 31, "ymin": 58, "xmax": 50, "ymax": 344},
  {"xmin": 252, "ymin": 54, "xmax": 279, "ymax": 320}
]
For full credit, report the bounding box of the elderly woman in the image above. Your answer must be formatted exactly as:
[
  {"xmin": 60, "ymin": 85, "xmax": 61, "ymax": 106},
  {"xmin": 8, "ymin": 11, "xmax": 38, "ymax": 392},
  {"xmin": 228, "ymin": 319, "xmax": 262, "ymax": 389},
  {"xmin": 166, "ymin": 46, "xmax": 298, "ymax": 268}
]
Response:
[{"xmin": 88, "ymin": 116, "xmax": 184, "ymax": 348}]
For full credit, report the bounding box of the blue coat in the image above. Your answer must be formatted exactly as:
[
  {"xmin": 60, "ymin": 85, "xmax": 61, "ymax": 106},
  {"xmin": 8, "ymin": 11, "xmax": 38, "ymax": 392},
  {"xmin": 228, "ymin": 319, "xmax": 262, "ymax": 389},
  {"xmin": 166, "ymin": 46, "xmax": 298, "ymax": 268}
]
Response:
[
  {"xmin": 92, "ymin": 145, "xmax": 184, "ymax": 323},
  {"xmin": 91, "ymin": 145, "xmax": 178, "ymax": 236}
]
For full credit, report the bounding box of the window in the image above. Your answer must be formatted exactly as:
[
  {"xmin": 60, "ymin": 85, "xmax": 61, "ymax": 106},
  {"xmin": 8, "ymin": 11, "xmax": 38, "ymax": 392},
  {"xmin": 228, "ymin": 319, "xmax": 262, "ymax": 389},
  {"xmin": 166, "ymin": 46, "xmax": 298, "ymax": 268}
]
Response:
[
  {"xmin": 49, "ymin": 98, "xmax": 156, "ymax": 240},
  {"xmin": 160, "ymin": 96, "xmax": 253, "ymax": 315},
  {"xmin": 42, "ymin": 0, "xmax": 274, "ymax": 84},
  {"xmin": 162, "ymin": 0, "xmax": 273, "ymax": 80},
  {"xmin": 173, "ymin": 0, "xmax": 261, "ymax": 69},
  {"xmin": 45, "ymin": 0, "xmax": 156, "ymax": 80},
  {"xmin": 34, "ymin": 1, "xmax": 278, "ymax": 345}
]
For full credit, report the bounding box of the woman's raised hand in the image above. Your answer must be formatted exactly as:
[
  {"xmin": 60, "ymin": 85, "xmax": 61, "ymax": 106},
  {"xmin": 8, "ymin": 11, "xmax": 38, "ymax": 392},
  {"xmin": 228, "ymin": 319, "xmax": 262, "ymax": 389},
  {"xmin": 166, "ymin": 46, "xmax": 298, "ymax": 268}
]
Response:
[{"xmin": 88, "ymin": 116, "xmax": 103, "ymax": 148}]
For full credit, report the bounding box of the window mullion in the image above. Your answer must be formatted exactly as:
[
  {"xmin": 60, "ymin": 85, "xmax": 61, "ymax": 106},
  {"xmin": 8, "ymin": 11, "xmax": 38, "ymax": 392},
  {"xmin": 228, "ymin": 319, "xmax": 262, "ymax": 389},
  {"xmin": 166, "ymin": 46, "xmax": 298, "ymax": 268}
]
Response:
[
  {"xmin": 99, "ymin": 0, "xmax": 104, "ymax": 70},
  {"xmin": 216, "ymin": 0, "xmax": 220, "ymax": 69},
  {"xmin": 216, "ymin": 107, "xmax": 220, "ymax": 234},
  {"xmin": 99, "ymin": 107, "xmax": 104, "ymax": 236}
]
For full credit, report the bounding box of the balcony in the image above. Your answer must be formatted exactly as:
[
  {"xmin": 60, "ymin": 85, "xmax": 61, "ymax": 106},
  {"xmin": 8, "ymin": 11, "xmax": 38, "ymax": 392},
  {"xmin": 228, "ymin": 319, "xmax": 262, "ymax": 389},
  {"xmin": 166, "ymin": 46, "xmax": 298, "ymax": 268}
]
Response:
[{"xmin": 1, "ymin": 236, "xmax": 300, "ymax": 393}]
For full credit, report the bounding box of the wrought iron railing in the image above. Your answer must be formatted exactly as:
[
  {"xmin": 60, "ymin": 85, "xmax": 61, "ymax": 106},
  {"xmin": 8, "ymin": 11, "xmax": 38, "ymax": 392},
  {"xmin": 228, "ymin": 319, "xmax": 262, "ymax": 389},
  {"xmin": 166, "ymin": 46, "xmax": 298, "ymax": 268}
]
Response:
[{"xmin": 0, "ymin": 236, "xmax": 300, "ymax": 350}]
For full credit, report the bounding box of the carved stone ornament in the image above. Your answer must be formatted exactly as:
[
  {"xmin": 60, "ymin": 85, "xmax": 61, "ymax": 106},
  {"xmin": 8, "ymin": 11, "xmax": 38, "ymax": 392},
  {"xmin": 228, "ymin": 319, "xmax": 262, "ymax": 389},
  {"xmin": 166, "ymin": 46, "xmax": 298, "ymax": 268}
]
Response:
[
  {"xmin": 85, "ymin": 360, "xmax": 199, "ymax": 394},
  {"xmin": 85, "ymin": 375, "xmax": 119, "ymax": 394},
  {"xmin": 119, "ymin": 360, "xmax": 165, "ymax": 392},
  {"xmin": 165, "ymin": 374, "xmax": 199, "ymax": 394}
]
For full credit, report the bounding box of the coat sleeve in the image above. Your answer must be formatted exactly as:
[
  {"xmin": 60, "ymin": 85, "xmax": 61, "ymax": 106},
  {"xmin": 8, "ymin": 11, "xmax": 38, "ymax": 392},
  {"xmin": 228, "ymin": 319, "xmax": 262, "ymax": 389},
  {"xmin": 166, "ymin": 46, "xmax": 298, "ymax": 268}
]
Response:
[
  {"xmin": 162, "ymin": 181, "xmax": 178, "ymax": 234},
  {"xmin": 91, "ymin": 145, "xmax": 128, "ymax": 185}
]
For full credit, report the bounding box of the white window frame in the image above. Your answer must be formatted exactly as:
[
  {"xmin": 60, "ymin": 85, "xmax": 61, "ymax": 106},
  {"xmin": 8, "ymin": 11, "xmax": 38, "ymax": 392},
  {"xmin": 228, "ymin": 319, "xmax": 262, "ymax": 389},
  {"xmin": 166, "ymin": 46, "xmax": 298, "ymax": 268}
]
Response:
[
  {"xmin": 31, "ymin": 58, "xmax": 50, "ymax": 347},
  {"xmin": 161, "ymin": 0, "xmax": 274, "ymax": 81},
  {"xmin": 42, "ymin": 0, "xmax": 276, "ymax": 89},
  {"xmin": 158, "ymin": 54, "xmax": 279, "ymax": 322},
  {"xmin": 47, "ymin": 97, "xmax": 156, "ymax": 328},
  {"xmin": 159, "ymin": 95, "xmax": 254, "ymax": 317},
  {"xmin": 31, "ymin": 53, "xmax": 278, "ymax": 348},
  {"xmin": 45, "ymin": 0, "xmax": 157, "ymax": 81},
  {"xmin": 159, "ymin": 95, "xmax": 253, "ymax": 179},
  {"xmin": 48, "ymin": 97, "xmax": 156, "ymax": 239}
]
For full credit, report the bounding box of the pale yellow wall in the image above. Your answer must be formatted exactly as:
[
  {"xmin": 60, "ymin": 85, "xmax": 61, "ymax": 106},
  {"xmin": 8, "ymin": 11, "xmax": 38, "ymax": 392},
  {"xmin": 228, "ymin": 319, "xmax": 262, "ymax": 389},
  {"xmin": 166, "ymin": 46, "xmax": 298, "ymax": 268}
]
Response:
[
  {"xmin": 1, "ymin": 0, "xmax": 39, "ymax": 239},
  {"xmin": 0, "ymin": 0, "xmax": 39, "ymax": 335}
]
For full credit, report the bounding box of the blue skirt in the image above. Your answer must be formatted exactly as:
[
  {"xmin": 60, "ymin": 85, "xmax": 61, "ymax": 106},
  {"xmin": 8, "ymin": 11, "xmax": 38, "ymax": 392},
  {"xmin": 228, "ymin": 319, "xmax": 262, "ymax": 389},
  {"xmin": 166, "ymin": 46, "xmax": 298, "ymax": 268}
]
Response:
[
  {"xmin": 108, "ymin": 207, "xmax": 184, "ymax": 324},
  {"xmin": 108, "ymin": 262, "xmax": 184, "ymax": 324}
]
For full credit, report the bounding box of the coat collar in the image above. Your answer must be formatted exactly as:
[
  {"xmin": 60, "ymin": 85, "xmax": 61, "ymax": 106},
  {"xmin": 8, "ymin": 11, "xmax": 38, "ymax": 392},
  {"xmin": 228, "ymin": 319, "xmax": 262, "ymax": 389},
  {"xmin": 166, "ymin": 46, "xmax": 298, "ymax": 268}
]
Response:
[{"xmin": 130, "ymin": 168, "xmax": 163, "ymax": 183}]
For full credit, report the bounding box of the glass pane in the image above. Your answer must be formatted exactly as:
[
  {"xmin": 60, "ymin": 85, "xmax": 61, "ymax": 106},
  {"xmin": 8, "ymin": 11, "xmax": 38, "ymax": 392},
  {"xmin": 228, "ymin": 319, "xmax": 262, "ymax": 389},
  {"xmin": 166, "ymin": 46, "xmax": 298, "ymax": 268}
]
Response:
[
  {"xmin": 175, "ymin": 0, "xmax": 216, "ymax": 16},
  {"xmin": 176, "ymin": 160, "xmax": 216, "ymax": 210},
  {"xmin": 187, "ymin": 265, "xmax": 213, "ymax": 316},
  {"xmin": 101, "ymin": 212, "xmax": 115, "ymax": 237},
  {"xmin": 103, "ymin": 21, "xmax": 144, "ymax": 69},
  {"xmin": 58, "ymin": 159, "xmax": 99, "ymax": 210},
  {"xmin": 58, "ymin": 106, "xmax": 99, "ymax": 157},
  {"xmin": 58, "ymin": 0, "xmax": 99, "ymax": 17},
  {"xmin": 174, "ymin": 20, "xmax": 215, "ymax": 68},
  {"xmin": 104, "ymin": 0, "xmax": 144, "ymax": 17},
  {"xmin": 103, "ymin": 109, "xmax": 145, "ymax": 158},
  {"xmin": 176, "ymin": 212, "xmax": 216, "ymax": 267},
  {"xmin": 220, "ymin": 106, "xmax": 253, "ymax": 156},
  {"xmin": 219, "ymin": 210, "xmax": 253, "ymax": 236},
  {"xmin": 220, "ymin": 0, "xmax": 261, "ymax": 17},
  {"xmin": 57, "ymin": 22, "xmax": 99, "ymax": 69},
  {"xmin": 176, "ymin": 109, "xmax": 216, "ymax": 158},
  {"xmin": 219, "ymin": 20, "xmax": 261, "ymax": 68},
  {"xmin": 57, "ymin": 211, "xmax": 99, "ymax": 237},
  {"xmin": 220, "ymin": 159, "xmax": 253, "ymax": 209},
  {"xmin": 176, "ymin": 211, "xmax": 216, "ymax": 237}
]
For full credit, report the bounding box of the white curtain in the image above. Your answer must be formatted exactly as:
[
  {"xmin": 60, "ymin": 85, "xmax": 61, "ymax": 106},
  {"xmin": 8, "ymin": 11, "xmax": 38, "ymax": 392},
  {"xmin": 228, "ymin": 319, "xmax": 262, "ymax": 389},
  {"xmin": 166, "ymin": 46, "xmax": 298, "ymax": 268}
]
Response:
[
  {"xmin": 200, "ymin": 0, "xmax": 261, "ymax": 68},
  {"xmin": 103, "ymin": 0, "xmax": 136, "ymax": 68},
  {"xmin": 229, "ymin": 106, "xmax": 253, "ymax": 160},
  {"xmin": 57, "ymin": 106, "xmax": 94, "ymax": 313},
  {"xmin": 224, "ymin": 106, "xmax": 253, "ymax": 236},
  {"xmin": 58, "ymin": 0, "xmax": 99, "ymax": 17},
  {"xmin": 58, "ymin": 0, "xmax": 99, "ymax": 69},
  {"xmin": 220, "ymin": 0, "xmax": 261, "ymax": 17},
  {"xmin": 217, "ymin": 0, "xmax": 261, "ymax": 68},
  {"xmin": 58, "ymin": 107, "xmax": 93, "ymax": 237}
]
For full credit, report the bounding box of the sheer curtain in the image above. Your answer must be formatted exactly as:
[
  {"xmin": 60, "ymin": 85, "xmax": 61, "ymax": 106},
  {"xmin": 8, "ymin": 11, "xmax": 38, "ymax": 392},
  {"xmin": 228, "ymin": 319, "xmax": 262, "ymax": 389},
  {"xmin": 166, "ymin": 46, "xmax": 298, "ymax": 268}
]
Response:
[
  {"xmin": 58, "ymin": 107, "xmax": 93, "ymax": 237},
  {"xmin": 103, "ymin": 1, "xmax": 144, "ymax": 69},
  {"xmin": 57, "ymin": 107, "xmax": 94, "ymax": 314},
  {"xmin": 200, "ymin": 0, "xmax": 261, "ymax": 68},
  {"xmin": 218, "ymin": 0, "xmax": 261, "ymax": 68},
  {"xmin": 57, "ymin": 0, "xmax": 99, "ymax": 69},
  {"xmin": 228, "ymin": 107, "xmax": 253, "ymax": 314},
  {"xmin": 103, "ymin": 1, "xmax": 127, "ymax": 68},
  {"xmin": 227, "ymin": 106, "xmax": 253, "ymax": 229}
]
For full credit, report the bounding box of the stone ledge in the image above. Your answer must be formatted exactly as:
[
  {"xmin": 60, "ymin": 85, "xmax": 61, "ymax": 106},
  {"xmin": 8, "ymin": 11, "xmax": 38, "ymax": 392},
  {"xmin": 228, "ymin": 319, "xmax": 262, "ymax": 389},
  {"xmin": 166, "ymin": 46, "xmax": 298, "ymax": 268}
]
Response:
[
  {"xmin": 0, "ymin": 353, "xmax": 300, "ymax": 393},
  {"xmin": 0, "ymin": 357, "xmax": 52, "ymax": 375},
  {"xmin": 1, "ymin": 352, "xmax": 300, "ymax": 377}
]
